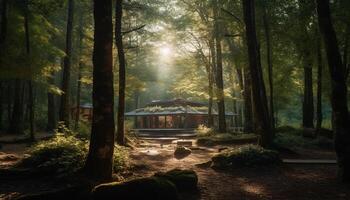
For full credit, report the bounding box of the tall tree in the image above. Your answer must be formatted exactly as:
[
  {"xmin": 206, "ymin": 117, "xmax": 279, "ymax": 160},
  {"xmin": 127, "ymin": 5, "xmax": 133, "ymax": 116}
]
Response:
[
  {"xmin": 316, "ymin": 0, "xmax": 350, "ymax": 182},
  {"xmin": 243, "ymin": 67, "xmax": 254, "ymax": 133},
  {"xmin": 59, "ymin": 0, "xmax": 74, "ymax": 127},
  {"xmin": 213, "ymin": 0, "xmax": 226, "ymax": 133},
  {"xmin": 0, "ymin": 0, "xmax": 8, "ymax": 131},
  {"xmin": 298, "ymin": 0, "xmax": 314, "ymax": 129},
  {"xmin": 23, "ymin": 0, "xmax": 35, "ymax": 141},
  {"xmin": 84, "ymin": 0, "xmax": 115, "ymax": 181},
  {"xmin": 262, "ymin": 2, "xmax": 275, "ymax": 130},
  {"xmin": 115, "ymin": 0, "xmax": 126, "ymax": 145},
  {"xmin": 75, "ymin": 11, "xmax": 84, "ymax": 130},
  {"xmin": 242, "ymin": 0, "xmax": 273, "ymax": 147},
  {"xmin": 316, "ymin": 36, "xmax": 323, "ymax": 133},
  {"xmin": 46, "ymin": 75, "xmax": 56, "ymax": 132}
]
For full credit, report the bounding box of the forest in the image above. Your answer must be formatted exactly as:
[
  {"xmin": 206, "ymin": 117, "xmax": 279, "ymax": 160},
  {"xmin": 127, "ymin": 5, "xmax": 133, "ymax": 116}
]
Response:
[{"xmin": 0, "ymin": 0, "xmax": 349, "ymax": 199}]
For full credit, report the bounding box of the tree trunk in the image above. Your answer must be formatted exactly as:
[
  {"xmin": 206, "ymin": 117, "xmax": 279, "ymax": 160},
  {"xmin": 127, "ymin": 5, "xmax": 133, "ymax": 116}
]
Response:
[
  {"xmin": 0, "ymin": 0, "xmax": 7, "ymax": 46},
  {"xmin": 59, "ymin": 0, "xmax": 74, "ymax": 128},
  {"xmin": 47, "ymin": 76, "xmax": 56, "ymax": 132},
  {"xmin": 115, "ymin": 0, "xmax": 126, "ymax": 145},
  {"xmin": 208, "ymin": 38, "xmax": 216, "ymax": 128},
  {"xmin": 8, "ymin": 80, "xmax": 23, "ymax": 134},
  {"xmin": 0, "ymin": 0, "xmax": 8, "ymax": 131},
  {"xmin": 133, "ymin": 90, "xmax": 139, "ymax": 128},
  {"xmin": 23, "ymin": 0, "xmax": 34, "ymax": 141},
  {"xmin": 75, "ymin": 13, "xmax": 84, "ymax": 130},
  {"xmin": 316, "ymin": 0, "xmax": 350, "ymax": 182},
  {"xmin": 213, "ymin": 0, "xmax": 226, "ymax": 133},
  {"xmin": 6, "ymin": 82, "xmax": 11, "ymax": 123},
  {"xmin": 262, "ymin": 7, "xmax": 275, "ymax": 130},
  {"xmin": 84, "ymin": 0, "xmax": 115, "ymax": 182},
  {"xmin": 242, "ymin": 0, "xmax": 272, "ymax": 148},
  {"xmin": 316, "ymin": 37, "xmax": 323, "ymax": 133},
  {"xmin": 302, "ymin": 60, "xmax": 314, "ymax": 129},
  {"xmin": 0, "ymin": 82, "xmax": 3, "ymax": 131},
  {"xmin": 243, "ymin": 67, "xmax": 254, "ymax": 133},
  {"xmin": 298, "ymin": 0, "xmax": 314, "ymax": 129}
]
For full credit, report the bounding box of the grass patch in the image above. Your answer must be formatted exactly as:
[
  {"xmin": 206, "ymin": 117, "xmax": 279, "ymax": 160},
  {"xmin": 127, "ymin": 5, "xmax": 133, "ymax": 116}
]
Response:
[
  {"xmin": 273, "ymin": 126, "xmax": 333, "ymax": 150},
  {"xmin": 212, "ymin": 145, "xmax": 281, "ymax": 169}
]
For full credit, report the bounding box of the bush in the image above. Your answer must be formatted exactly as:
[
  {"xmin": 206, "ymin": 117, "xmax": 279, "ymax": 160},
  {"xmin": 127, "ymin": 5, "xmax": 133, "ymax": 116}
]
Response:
[
  {"xmin": 274, "ymin": 126, "xmax": 334, "ymax": 149},
  {"xmin": 18, "ymin": 135, "xmax": 88, "ymax": 175},
  {"xmin": 195, "ymin": 125, "xmax": 214, "ymax": 137},
  {"xmin": 75, "ymin": 121, "xmax": 91, "ymax": 139},
  {"xmin": 212, "ymin": 145, "xmax": 281, "ymax": 168},
  {"xmin": 18, "ymin": 135, "xmax": 128, "ymax": 176}
]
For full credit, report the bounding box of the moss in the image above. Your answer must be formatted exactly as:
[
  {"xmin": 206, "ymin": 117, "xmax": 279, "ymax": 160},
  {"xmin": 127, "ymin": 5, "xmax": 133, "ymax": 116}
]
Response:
[
  {"xmin": 155, "ymin": 169, "xmax": 198, "ymax": 191},
  {"xmin": 174, "ymin": 146, "xmax": 191, "ymax": 159},
  {"xmin": 212, "ymin": 145, "xmax": 281, "ymax": 169},
  {"xmin": 92, "ymin": 177, "xmax": 179, "ymax": 200}
]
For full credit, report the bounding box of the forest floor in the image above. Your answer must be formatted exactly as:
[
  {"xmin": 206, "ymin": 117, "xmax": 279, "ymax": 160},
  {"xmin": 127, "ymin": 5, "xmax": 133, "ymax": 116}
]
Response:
[{"xmin": 0, "ymin": 135, "xmax": 349, "ymax": 200}]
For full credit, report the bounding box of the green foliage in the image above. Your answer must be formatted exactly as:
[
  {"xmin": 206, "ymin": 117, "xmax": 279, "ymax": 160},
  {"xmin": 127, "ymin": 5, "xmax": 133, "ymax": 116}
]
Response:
[
  {"xmin": 18, "ymin": 135, "xmax": 88, "ymax": 175},
  {"xmin": 273, "ymin": 126, "xmax": 334, "ymax": 149},
  {"xmin": 18, "ymin": 132, "xmax": 128, "ymax": 176},
  {"xmin": 195, "ymin": 125, "xmax": 214, "ymax": 137},
  {"xmin": 212, "ymin": 145, "xmax": 281, "ymax": 168},
  {"xmin": 75, "ymin": 121, "xmax": 91, "ymax": 139}
]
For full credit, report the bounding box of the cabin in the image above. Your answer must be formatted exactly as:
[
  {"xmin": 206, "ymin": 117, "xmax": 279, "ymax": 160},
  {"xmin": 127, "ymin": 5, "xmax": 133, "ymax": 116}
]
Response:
[
  {"xmin": 125, "ymin": 99, "xmax": 237, "ymax": 132},
  {"xmin": 70, "ymin": 103, "xmax": 93, "ymax": 122}
]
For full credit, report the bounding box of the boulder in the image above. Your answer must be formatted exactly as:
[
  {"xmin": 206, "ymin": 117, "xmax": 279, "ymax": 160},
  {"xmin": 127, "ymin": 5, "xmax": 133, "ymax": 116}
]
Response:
[
  {"xmin": 155, "ymin": 169, "xmax": 198, "ymax": 191},
  {"xmin": 174, "ymin": 146, "xmax": 191, "ymax": 159},
  {"xmin": 92, "ymin": 176, "xmax": 179, "ymax": 200}
]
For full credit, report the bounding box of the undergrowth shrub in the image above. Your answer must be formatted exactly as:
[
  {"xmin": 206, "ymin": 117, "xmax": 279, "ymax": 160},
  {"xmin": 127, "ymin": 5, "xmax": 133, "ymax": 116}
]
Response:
[
  {"xmin": 212, "ymin": 145, "xmax": 281, "ymax": 168},
  {"xmin": 274, "ymin": 126, "xmax": 333, "ymax": 149},
  {"xmin": 18, "ymin": 130, "xmax": 128, "ymax": 176},
  {"xmin": 195, "ymin": 125, "xmax": 214, "ymax": 137},
  {"xmin": 18, "ymin": 135, "xmax": 88, "ymax": 175}
]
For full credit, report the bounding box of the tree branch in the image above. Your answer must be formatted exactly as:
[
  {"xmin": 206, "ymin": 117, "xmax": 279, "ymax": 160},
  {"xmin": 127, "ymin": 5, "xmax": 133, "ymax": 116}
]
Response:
[
  {"xmin": 221, "ymin": 8, "xmax": 243, "ymax": 25},
  {"xmin": 122, "ymin": 24, "xmax": 146, "ymax": 35}
]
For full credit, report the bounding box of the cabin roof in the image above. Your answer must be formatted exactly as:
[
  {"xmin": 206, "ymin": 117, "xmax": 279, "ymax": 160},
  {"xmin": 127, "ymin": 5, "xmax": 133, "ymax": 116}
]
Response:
[
  {"xmin": 125, "ymin": 99, "xmax": 237, "ymax": 116},
  {"xmin": 145, "ymin": 98, "xmax": 206, "ymax": 107}
]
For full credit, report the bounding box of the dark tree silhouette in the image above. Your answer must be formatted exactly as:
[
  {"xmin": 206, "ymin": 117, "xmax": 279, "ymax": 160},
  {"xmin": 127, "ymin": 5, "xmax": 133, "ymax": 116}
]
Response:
[
  {"xmin": 316, "ymin": 0, "xmax": 350, "ymax": 182},
  {"xmin": 213, "ymin": 0, "xmax": 226, "ymax": 133},
  {"xmin": 59, "ymin": 0, "xmax": 74, "ymax": 127},
  {"xmin": 84, "ymin": 0, "xmax": 115, "ymax": 181},
  {"xmin": 242, "ymin": 0, "xmax": 273, "ymax": 147},
  {"xmin": 115, "ymin": 0, "xmax": 126, "ymax": 145}
]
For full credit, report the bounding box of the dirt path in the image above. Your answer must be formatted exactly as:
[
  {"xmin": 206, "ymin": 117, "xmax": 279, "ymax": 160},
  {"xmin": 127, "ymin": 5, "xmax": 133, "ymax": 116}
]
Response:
[
  {"xmin": 0, "ymin": 138, "xmax": 349, "ymax": 200},
  {"xmin": 129, "ymin": 140, "xmax": 349, "ymax": 200}
]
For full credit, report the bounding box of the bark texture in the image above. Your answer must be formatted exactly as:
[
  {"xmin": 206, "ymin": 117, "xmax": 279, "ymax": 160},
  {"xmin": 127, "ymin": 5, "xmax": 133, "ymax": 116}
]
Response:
[
  {"xmin": 213, "ymin": 0, "xmax": 226, "ymax": 133},
  {"xmin": 59, "ymin": 0, "xmax": 74, "ymax": 127},
  {"xmin": 115, "ymin": 0, "xmax": 126, "ymax": 145},
  {"xmin": 316, "ymin": 0, "xmax": 350, "ymax": 182},
  {"xmin": 84, "ymin": 0, "xmax": 115, "ymax": 181},
  {"xmin": 242, "ymin": 0, "xmax": 272, "ymax": 147}
]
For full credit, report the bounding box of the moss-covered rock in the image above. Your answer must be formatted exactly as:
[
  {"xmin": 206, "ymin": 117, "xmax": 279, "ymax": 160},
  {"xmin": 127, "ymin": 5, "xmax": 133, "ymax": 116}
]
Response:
[
  {"xmin": 174, "ymin": 146, "xmax": 191, "ymax": 159},
  {"xmin": 92, "ymin": 176, "xmax": 179, "ymax": 200},
  {"xmin": 212, "ymin": 145, "xmax": 281, "ymax": 169},
  {"xmin": 155, "ymin": 169, "xmax": 198, "ymax": 191}
]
